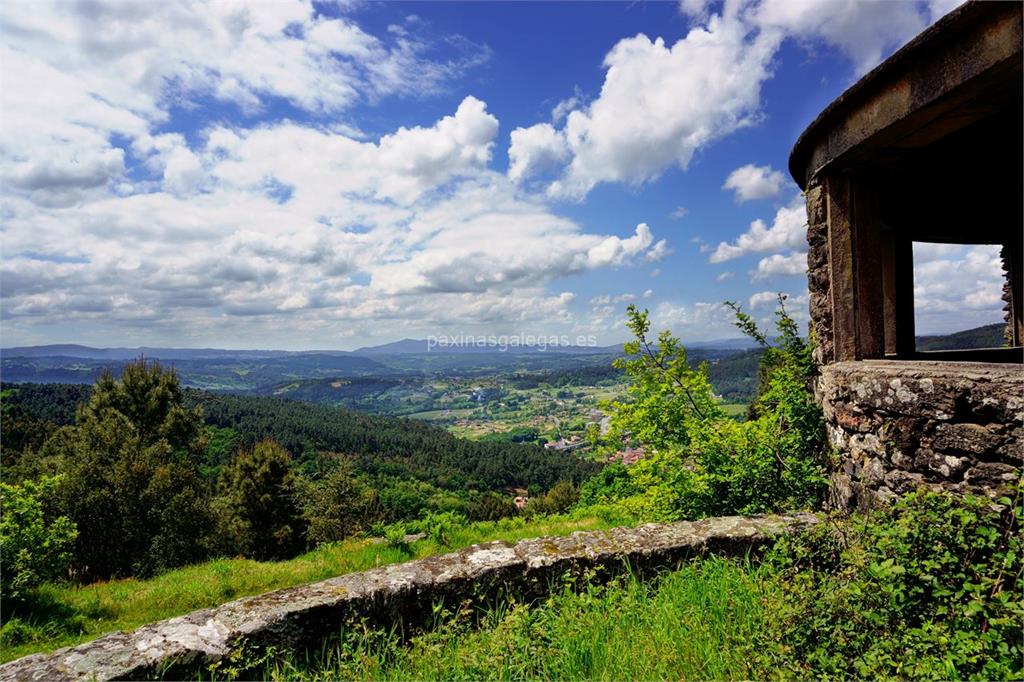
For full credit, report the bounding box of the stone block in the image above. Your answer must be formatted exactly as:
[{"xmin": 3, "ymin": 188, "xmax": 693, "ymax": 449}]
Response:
[{"xmin": 932, "ymin": 423, "xmax": 1002, "ymax": 457}]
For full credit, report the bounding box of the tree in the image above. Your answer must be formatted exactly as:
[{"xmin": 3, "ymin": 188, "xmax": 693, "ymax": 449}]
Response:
[
  {"xmin": 604, "ymin": 305, "xmax": 722, "ymax": 451},
  {"xmin": 216, "ymin": 440, "xmax": 304, "ymax": 560},
  {"xmin": 0, "ymin": 475, "xmax": 77, "ymax": 601},
  {"xmin": 592, "ymin": 298, "xmax": 826, "ymax": 522},
  {"xmin": 302, "ymin": 460, "xmax": 379, "ymax": 546},
  {"xmin": 50, "ymin": 360, "xmax": 212, "ymax": 579}
]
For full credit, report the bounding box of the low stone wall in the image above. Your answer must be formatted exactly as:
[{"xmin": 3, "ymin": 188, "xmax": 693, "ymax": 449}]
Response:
[
  {"xmin": 819, "ymin": 360, "xmax": 1023, "ymax": 510},
  {"xmin": 0, "ymin": 514, "xmax": 817, "ymax": 682}
]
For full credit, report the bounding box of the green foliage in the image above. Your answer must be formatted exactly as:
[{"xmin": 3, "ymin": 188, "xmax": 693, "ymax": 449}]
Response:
[
  {"xmin": 268, "ymin": 558, "xmax": 768, "ymax": 681},
  {"xmin": 0, "ymin": 476, "xmax": 77, "ymax": 601},
  {"xmin": 466, "ymin": 492, "xmax": 519, "ymax": 522},
  {"xmin": 216, "ymin": 440, "xmax": 305, "ymax": 560},
  {"xmin": 605, "ymin": 305, "xmax": 723, "ymax": 451},
  {"xmin": 419, "ymin": 511, "xmax": 466, "ymax": 547},
  {"xmin": 526, "ymin": 480, "xmax": 580, "ymax": 517},
  {"xmin": 383, "ymin": 524, "xmax": 411, "ymax": 553},
  {"xmin": 760, "ymin": 490, "xmax": 1023, "ymax": 679},
  {"xmin": 0, "ymin": 514, "xmax": 613, "ymax": 663},
  {"xmin": 593, "ymin": 297, "xmax": 826, "ymax": 522},
  {"xmin": 47, "ymin": 360, "xmax": 213, "ymax": 580},
  {"xmin": 301, "ymin": 460, "xmax": 380, "ymax": 546}
]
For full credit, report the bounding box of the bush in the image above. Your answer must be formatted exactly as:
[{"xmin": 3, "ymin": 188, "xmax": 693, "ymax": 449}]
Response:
[
  {"xmin": 525, "ymin": 480, "xmax": 580, "ymax": 517},
  {"xmin": 0, "ymin": 475, "xmax": 77, "ymax": 601},
  {"xmin": 301, "ymin": 461, "xmax": 380, "ymax": 546},
  {"xmin": 588, "ymin": 297, "xmax": 826, "ymax": 522},
  {"xmin": 383, "ymin": 523, "xmax": 411, "ymax": 552},
  {"xmin": 216, "ymin": 440, "xmax": 305, "ymax": 560},
  {"xmin": 759, "ymin": 489, "xmax": 1023, "ymax": 679},
  {"xmin": 420, "ymin": 511, "xmax": 466, "ymax": 547}
]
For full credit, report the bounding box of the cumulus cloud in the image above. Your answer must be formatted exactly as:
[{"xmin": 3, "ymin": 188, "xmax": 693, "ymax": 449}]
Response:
[
  {"xmin": 752, "ymin": 251, "xmax": 808, "ymax": 279},
  {"xmin": 646, "ymin": 239, "xmax": 672, "ymax": 262},
  {"xmin": 513, "ymin": 5, "xmax": 780, "ymax": 199},
  {"xmin": 710, "ymin": 195, "xmax": 806, "ymax": 262},
  {"xmin": 509, "ymin": 0, "xmax": 952, "ymax": 199},
  {"xmin": 650, "ymin": 300, "xmax": 736, "ymax": 340},
  {"xmin": 670, "ymin": 206, "xmax": 689, "ymax": 219},
  {"xmin": 748, "ymin": 290, "xmax": 779, "ymax": 309},
  {"xmin": 590, "ymin": 293, "xmax": 637, "ymax": 306},
  {"xmin": 0, "ymin": 1, "xmax": 488, "ymax": 208},
  {"xmin": 722, "ymin": 163, "xmax": 787, "ymax": 202},
  {"xmin": 751, "ymin": 0, "xmax": 935, "ymax": 73},
  {"xmin": 508, "ymin": 123, "xmax": 571, "ymax": 183},
  {"xmin": 913, "ymin": 243, "xmax": 1006, "ymax": 333}
]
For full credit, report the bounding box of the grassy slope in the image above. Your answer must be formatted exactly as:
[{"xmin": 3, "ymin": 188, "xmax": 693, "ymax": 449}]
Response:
[
  {"xmin": 269, "ymin": 557, "xmax": 771, "ymax": 681},
  {"xmin": 1, "ymin": 515, "xmax": 619, "ymax": 663}
]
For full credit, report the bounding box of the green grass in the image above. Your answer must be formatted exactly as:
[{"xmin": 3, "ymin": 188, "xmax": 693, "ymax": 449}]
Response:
[
  {"xmin": 267, "ymin": 556, "xmax": 772, "ymax": 681},
  {"xmin": 1, "ymin": 515, "xmax": 621, "ymax": 663},
  {"xmin": 719, "ymin": 402, "xmax": 748, "ymax": 418}
]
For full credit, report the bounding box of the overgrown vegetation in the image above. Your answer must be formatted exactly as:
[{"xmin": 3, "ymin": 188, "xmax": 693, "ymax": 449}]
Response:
[
  {"xmin": 258, "ymin": 491, "xmax": 1021, "ymax": 681},
  {"xmin": 267, "ymin": 557, "xmax": 769, "ymax": 681},
  {"xmin": 582, "ymin": 296, "xmax": 826, "ymax": 521},
  {"xmin": 759, "ymin": 489, "xmax": 1022, "ymax": 679},
  {"xmin": 0, "ymin": 513, "xmax": 621, "ymax": 663}
]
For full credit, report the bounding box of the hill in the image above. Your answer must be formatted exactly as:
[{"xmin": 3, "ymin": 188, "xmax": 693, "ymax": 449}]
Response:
[{"xmin": 915, "ymin": 323, "xmax": 1006, "ymax": 350}]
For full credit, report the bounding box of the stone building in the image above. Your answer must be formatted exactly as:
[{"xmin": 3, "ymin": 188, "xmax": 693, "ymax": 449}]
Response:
[{"xmin": 789, "ymin": 2, "xmax": 1023, "ymax": 509}]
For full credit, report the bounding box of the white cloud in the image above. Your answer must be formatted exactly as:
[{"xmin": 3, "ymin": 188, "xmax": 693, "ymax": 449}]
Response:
[
  {"xmin": 650, "ymin": 300, "xmax": 736, "ymax": 340},
  {"xmin": 716, "ymin": 271, "xmax": 734, "ymax": 281},
  {"xmin": 590, "ymin": 293, "xmax": 637, "ymax": 306},
  {"xmin": 710, "ymin": 194, "xmax": 806, "ymax": 262},
  {"xmin": 646, "ymin": 239, "xmax": 672, "ymax": 262},
  {"xmin": 0, "ymin": 1, "xmax": 488, "ymax": 209},
  {"xmin": 751, "ymin": 0, "xmax": 932, "ymax": 73},
  {"xmin": 913, "ymin": 243, "xmax": 1006, "ymax": 333},
  {"xmin": 670, "ymin": 206, "xmax": 689, "ymax": 219},
  {"xmin": 509, "ymin": 0, "xmax": 951, "ymax": 199},
  {"xmin": 514, "ymin": 6, "xmax": 780, "ymax": 199},
  {"xmin": 748, "ymin": 291, "xmax": 779, "ymax": 309},
  {"xmin": 643, "ymin": 288, "xmax": 654, "ymax": 299},
  {"xmin": 752, "ymin": 251, "xmax": 808, "ymax": 279},
  {"xmin": 722, "ymin": 163, "xmax": 787, "ymax": 202},
  {"xmin": 508, "ymin": 123, "xmax": 571, "ymax": 183},
  {"xmin": 551, "ymin": 86, "xmax": 585, "ymax": 123}
]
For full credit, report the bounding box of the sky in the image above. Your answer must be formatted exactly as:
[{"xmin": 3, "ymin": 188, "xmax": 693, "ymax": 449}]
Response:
[{"xmin": 0, "ymin": 0, "xmax": 1007, "ymax": 350}]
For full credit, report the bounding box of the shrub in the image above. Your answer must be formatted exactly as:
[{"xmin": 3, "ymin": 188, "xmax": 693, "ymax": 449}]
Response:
[
  {"xmin": 589, "ymin": 297, "xmax": 826, "ymax": 522},
  {"xmin": 216, "ymin": 440, "xmax": 305, "ymax": 560},
  {"xmin": 301, "ymin": 461, "xmax": 379, "ymax": 546},
  {"xmin": 383, "ymin": 523, "xmax": 411, "ymax": 552},
  {"xmin": 0, "ymin": 475, "xmax": 77, "ymax": 601},
  {"xmin": 420, "ymin": 511, "xmax": 466, "ymax": 547},
  {"xmin": 759, "ymin": 489, "xmax": 1023, "ymax": 679}
]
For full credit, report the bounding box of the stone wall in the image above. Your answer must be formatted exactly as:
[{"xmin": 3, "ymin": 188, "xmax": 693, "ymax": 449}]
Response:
[
  {"xmin": 819, "ymin": 360, "xmax": 1023, "ymax": 510},
  {"xmin": 0, "ymin": 514, "xmax": 817, "ymax": 682},
  {"xmin": 805, "ymin": 181, "xmax": 833, "ymax": 366}
]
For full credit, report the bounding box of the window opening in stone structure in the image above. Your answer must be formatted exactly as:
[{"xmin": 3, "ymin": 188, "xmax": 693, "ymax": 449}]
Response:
[{"xmin": 911, "ymin": 242, "xmax": 1009, "ymax": 353}]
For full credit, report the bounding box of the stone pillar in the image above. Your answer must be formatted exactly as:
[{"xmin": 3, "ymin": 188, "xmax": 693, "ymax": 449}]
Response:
[{"xmin": 805, "ymin": 180, "xmax": 833, "ymax": 365}]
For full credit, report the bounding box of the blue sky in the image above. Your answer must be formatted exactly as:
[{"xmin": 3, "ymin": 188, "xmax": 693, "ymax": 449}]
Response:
[{"xmin": 1, "ymin": 0, "xmax": 1005, "ymax": 349}]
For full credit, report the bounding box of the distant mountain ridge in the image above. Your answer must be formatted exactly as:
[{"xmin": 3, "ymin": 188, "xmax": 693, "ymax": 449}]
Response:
[
  {"xmin": 915, "ymin": 323, "xmax": 1006, "ymax": 351},
  {"xmin": 2, "ymin": 344, "xmax": 289, "ymax": 360},
  {"xmin": 5, "ymin": 324, "xmax": 1002, "ymax": 361}
]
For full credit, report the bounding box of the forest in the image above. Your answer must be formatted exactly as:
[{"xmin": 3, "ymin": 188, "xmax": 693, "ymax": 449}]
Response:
[{"xmin": 1, "ymin": 370, "xmax": 598, "ymax": 583}]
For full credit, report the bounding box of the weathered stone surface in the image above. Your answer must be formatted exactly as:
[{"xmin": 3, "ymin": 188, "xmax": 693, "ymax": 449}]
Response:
[
  {"xmin": 819, "ymin": 360, "xmax": 1023, "ymax": 510},
  {"xmin": 0, "ymin": 513, "xmax": 817, "ymax": 682}
]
